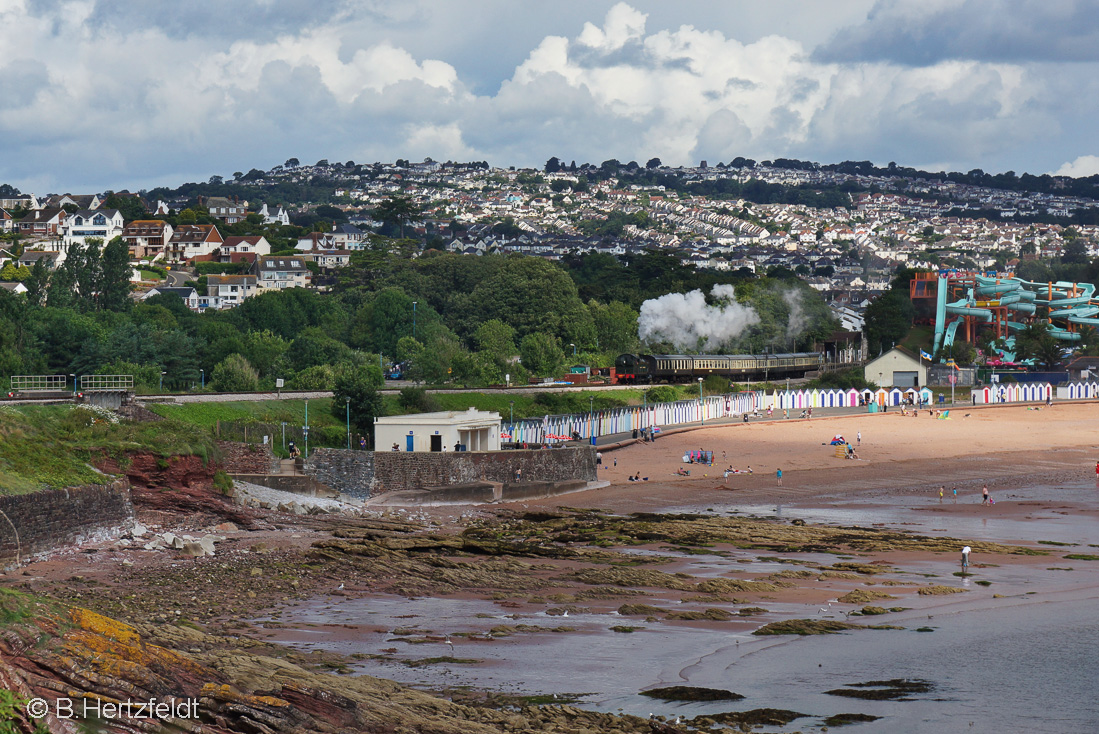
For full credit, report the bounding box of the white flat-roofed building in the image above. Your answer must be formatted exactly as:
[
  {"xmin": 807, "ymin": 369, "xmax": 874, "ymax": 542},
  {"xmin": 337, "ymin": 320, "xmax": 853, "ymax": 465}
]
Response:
[{"xmin": 374, "ymin": 408, "xmax": 502, "ymax": 453}]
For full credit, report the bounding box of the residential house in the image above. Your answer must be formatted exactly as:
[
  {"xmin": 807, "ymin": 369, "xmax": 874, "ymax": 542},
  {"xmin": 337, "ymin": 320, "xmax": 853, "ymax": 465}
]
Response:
[
  {"xmin": 141, "ymin": 286, "xmax": 199, "ymax": 310},
  {"xmin": 255, "ymin": 255, "xmax": 311, "ymax": 290},
  {"xmin": 167, "ymin": 224, "xmax": 224, "ymax": 262},
  {"xmin": 203, "ymin": 196, "xmax": 248, "ymax": 224},
  {"xmin": 219, "ymin": 235, "xmax": 271, "ymax": 261},
  {"xmin": 0, "ymin": 282, "xmax": 28, "ymax": 295},
  {"xmin": 43, "ymin": 194, "xmax": 101, "ymax": 211},
  {"xmin": 258, "ymin": 203, "xmax": 290, "ymax": 226},
  {"xmin": 61, "ymin": 209, "xmax": 124, "ymax": 248},
  {"xmin": 0, "ymin": 210, "xmax": 12, "ymax": 233},
  {"xmin": 18, "ymin": 208, "xmax": 67, "ymax": 237},
  {"xmin": 296, "ymin": 232, "xmax": 340, "ymax": 251},
  {"xmin": 330, "ymin": 223, "xmax": 366, "ymax": 249},
  {"xmin": 17, "ymin": 251, "xmax": 61, "ymax": 270},
  {"xmin": 0, "ymin": 194, "xmax": 38, "ymax": 210},
  {"xmin": 205, "ymin": 274, "xmax": 258, "ymax": 308},
  {"xmin": 306, "ymin": 249, "xmax": 351, "ymax": 269},
  {"xmin": 122, "ymin": 220, "xmax": 174, "ymax": 260}
]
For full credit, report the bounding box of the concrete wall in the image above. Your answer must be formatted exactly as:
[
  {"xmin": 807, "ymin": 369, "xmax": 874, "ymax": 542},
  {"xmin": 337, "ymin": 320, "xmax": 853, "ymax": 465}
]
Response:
[
  {"xmin": 304, "ymin": 447, "xmax": 597, "ymax": 499},
  {"xmin": 0, "ymin": 480, "xmax": 134, "ymax": 566}
]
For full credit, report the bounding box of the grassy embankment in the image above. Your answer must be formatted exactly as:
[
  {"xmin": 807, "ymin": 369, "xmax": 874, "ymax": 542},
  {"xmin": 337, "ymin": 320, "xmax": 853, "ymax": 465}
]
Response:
[
  {"xmin": 144, "ymin": 389, "xmax": 693, "ymax": 454},
  {"xmin": 0, "ymin": 405, "xmax": 217, "ymax": 495}
]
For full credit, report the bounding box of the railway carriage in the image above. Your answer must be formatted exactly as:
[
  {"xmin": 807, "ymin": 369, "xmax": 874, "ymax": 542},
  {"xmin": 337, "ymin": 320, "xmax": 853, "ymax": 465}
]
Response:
[{"xmin": 614, "ymin": 352, "xmax": 822, "ymax": 384}]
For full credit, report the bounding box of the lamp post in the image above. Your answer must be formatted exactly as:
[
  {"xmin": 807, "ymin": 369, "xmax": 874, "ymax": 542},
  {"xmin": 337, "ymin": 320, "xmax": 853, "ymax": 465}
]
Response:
[
  {"xmin": 569, "ymin": 343, "xmax": 576, "ymax": 357},
  {"xmin": 589, "ymin": 395, "xmax": 595, "ymax": 440},
  {"xmin": 69, "ymin": 373, "xmax": 76, "ymax": 396},
  {"xmin": 304, "ymin": 399, "xmax": 309, "ymax": 458},
  {"xmin": 698, "ymin": 377, "xmax": 704, "ymax": 425},
  {"xmin": 412, "ymin": 301, "xmax": 417, "ymax": 340},
  {"xmin": 200, "ymin": 369, "xmax": 204, "ymax": 389},
  {"xmin": 160, "ymin": 371, "xmax": 166, "ymax": 391},
  {"xmin": 345, "ymin": 397, "xmax": 351, "ymax": 450},
  {"xmin": 509, "ymin": 399, "xmax": 514, "ymax": 427}
]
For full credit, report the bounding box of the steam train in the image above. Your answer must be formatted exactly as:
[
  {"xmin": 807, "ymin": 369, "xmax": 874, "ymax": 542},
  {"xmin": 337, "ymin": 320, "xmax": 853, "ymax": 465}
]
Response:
[{"xmin": 614, "ymin": 352, "xmax": 823, "ymax": 384}]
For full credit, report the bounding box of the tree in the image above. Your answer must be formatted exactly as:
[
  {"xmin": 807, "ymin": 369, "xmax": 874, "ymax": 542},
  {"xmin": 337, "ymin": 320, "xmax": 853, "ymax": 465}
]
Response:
[
  {"xmin": 1061, "ymin": 239, "xmax": 1088, "ymax": 264},
  {"xmin": 544, "ymin": 157, "xmax": 562, "ymax": 173},
  {"xmin": 0, "ymin": 262, "xmax": 16, "ymax": 281},
  {"xmin": 98, "ymin": 236, "xmax": 132, "ymax": 311},
  {"xmin": 474, "ymin": 319, "xmax": 516, "ymax": 362},
  {"xmin": 210, "ymin": 354, "xmax": 260, "ymax": 392},
  {"xmin": 864, "ymin": 288, "xmax": 914, "ymax": 356},
  {"xmin": 519, "ymin": 332, "xmax": 564, "ymax": 376},
  {"xmin": 23, "ymin": 259, "xmax": 48, "ymax": 306},
  {"xmin": 331, "ymin": 362, "xmax": 383, "ymax": 439},
  {"xmin": 374, "ymin": 196, "xmax": 422, "ymax": 238},
  {"xmin": 284, "ymin": 157, "xmax": 300, "ymax": 168},
  {"xmin": 646, "ymin": 157, "xmax": 662, "ymax": 169},
  {"xmin": 588, "ymin": 300, "xmax": 639, "ymax": 353}
]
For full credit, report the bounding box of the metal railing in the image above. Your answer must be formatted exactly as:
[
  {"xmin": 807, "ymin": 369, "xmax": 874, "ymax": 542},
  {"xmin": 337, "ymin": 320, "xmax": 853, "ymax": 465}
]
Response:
[
  {"xmin": 10, "ymin": 375, "xmax": 69, "ymax": 392},
  {"xmin": 78, "ymin": 375, "xmax": 134, "ymax": 391}
]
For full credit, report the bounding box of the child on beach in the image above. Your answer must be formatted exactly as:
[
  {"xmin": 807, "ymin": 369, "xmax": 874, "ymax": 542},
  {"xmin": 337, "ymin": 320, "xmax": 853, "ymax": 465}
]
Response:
[
  {"xmin": 776, "ymin": 468, "xmax": 783, "ymax": 486},
  {"xmin": 962, "ymin": 545, "xmax": 971, "ymax": 571},
  {"xmin": 981, "ymin": 485, "xmax": 990, "ymax": 505}
]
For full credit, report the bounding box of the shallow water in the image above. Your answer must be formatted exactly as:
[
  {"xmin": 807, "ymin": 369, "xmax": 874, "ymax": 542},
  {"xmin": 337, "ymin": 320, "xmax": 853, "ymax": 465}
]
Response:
[{"xmin": 258, "ymin": 479, "xmax": 1099, "ymax": 732}]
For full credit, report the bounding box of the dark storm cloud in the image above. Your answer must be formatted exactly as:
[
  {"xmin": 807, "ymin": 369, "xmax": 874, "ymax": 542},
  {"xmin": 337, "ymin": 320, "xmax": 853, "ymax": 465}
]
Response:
[{"xmin": 815, "ymin": 0, "xmax": 1099, "ymax": 65}]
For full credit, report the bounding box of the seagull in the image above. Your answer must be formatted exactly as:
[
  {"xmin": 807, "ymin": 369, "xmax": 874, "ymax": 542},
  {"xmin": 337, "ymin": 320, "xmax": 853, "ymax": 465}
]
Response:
[
  {"xmin": 336, "ymin": 583, "xmax": 344, "ymax": 590},
  {"xmin": 562, "ymin": 610, "xmax": 568, "ymax": 617}
]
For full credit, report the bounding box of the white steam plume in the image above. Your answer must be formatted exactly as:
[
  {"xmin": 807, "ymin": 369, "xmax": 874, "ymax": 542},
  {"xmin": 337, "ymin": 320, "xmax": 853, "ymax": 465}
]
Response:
[
  {"xmin": 783, "ymin": 289, "xmax": 807, "ymax": 342},
  {"xmin": 638, "ymin": 284, "xmax": 759, "ymax": 351}
]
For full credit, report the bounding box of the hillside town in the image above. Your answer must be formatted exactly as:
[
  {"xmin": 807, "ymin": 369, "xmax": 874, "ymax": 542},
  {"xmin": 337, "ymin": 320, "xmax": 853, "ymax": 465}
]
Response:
[{"xmin": 2, "ymin": 158, "xmax": 1098, "ymax": 333}]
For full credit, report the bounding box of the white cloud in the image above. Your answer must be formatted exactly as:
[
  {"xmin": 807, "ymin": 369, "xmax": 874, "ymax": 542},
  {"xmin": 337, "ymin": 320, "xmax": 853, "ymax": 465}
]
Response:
[
  {"xmin": 1053, "ymin": 155, "xmax": 1099, "ymax": 178},
  {"xmin": 0, "ymin": 0, "xmax": 1095, "ymax": 191}
]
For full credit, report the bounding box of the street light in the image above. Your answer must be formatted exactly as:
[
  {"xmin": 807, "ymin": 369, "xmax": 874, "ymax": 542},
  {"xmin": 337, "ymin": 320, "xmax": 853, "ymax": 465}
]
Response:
[
  {"xmin": 589, "ymin": 395, "xmax": 595, "ymax": 440},
  {"xmin": 345, "ymin": 397, "xmax": 351, "ymax": 450},
  {"xmin": 69, "ymin": 373, "xmax": 76, "ymax": 396},
  {"xmin": 698, "ymin": 377, "xmax": 704, "ymax": 425},
  {"xmin": 569, "ymin": 343, "xmax": 577, "ymax": 357},
  {"xmin": 160, "ymin": 371, "xmax": 166, "ymax": 391},
  {"xmin": 200, "ymin": 369, "xmax": 204, "ymax": 389},
  {"xmin": 304, "ymin": 399, "xmax": 309, "ymax": 458},
  {"xmin": 412, "ymin": 301, "xmax": 417, "ymax": 340},
  {"xmin": 509, "ymin": 400, "xmax": 514, "ymax": 425}
]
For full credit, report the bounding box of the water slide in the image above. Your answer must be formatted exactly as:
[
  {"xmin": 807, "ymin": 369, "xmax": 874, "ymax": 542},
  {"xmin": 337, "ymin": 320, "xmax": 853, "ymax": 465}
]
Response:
[{"xmin": 933, "ymin": 273, "xmax": 1099, "ymax": 356}]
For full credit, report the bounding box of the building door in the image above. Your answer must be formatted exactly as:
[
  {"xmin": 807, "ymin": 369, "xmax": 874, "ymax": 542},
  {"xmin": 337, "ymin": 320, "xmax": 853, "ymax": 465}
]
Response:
[
  {"xmin": 405, "ymin": 435, "xmax": 414, "ymax": 452},
  {"xmin": 893, "ymin": 371, "xmax": 918, "ymax": 387},
  {"xmin": 430, "ymin": 435, "xmax": 442, "ymax": 452}
]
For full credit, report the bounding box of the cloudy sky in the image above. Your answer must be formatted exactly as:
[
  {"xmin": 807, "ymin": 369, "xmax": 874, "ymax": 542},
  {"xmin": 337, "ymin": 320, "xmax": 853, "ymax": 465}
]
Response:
[{"xmin": 3, "ymin": 0, "xmax": 1099, "ymax": 192}]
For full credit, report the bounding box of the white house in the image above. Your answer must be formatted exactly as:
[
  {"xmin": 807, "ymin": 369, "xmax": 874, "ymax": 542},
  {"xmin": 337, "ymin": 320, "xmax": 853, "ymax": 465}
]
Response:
[
  {"xmin": 864, "ymin": 347, "xmax": 927, "ymax": 388},
  {"xmin": 61, "ymin": 209, "xmax": 124, "ymax": 248},
  {"xmin": 259, "ymin": 203, "xmax": 290, "ymax": 226},
  {"xmin": 374, "ymin": 408, "xmax": 502, "ymax": 453}
]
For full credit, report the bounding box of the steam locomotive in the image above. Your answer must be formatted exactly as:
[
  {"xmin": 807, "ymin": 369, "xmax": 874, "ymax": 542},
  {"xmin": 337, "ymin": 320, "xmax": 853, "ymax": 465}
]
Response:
[{"xmin": 614, "ymin": 352, "xmax": 823, "ymax": 384}]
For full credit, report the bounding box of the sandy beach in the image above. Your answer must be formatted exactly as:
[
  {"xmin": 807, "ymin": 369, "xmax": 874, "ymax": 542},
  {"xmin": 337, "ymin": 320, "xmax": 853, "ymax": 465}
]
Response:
[{"xmin": 552, "ymin": 402, "xmax": 1099, "ymax": 514}]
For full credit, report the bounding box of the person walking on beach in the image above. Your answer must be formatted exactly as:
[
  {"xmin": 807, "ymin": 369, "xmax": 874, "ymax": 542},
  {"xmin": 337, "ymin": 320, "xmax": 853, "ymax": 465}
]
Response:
[
  {"xmin": 981, "ymin": 485, "xmax": 990, "ymax": 505},
  {"xmin": 596, "ymin": 451, "xmax": 602, "ymax": 467},
  {"xmin": 938, "ymin": 486, "xmax": 944, "ymax": 503},
  {"xmin": 961, "ymin": 545, "xmax": 971, "ymax": 572},
  {"xmin": 776, "ymin": 468, "xmax": 783, "ymax": 486},
  {"xmin": 952, "ymin": 487, "xmax": 957, "ymax": 503},
  {"xmin": 857, "ymin": 431, "xmax": 861, "ymax": 447}
]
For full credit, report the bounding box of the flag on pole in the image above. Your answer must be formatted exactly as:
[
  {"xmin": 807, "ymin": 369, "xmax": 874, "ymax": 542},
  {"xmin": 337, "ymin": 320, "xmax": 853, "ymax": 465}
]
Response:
[{"xmin": 920, "ymin": 349, "xmax": 933, "ymax": 361}]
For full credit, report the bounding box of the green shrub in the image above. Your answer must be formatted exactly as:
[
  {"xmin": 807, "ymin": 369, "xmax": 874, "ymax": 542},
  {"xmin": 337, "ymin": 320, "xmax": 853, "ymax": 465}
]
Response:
[
  {"xmin": 398, "ymin": 387, "xmax": 439, "ymax": 413},
  {"xmin": 645, "ymin": 385, "xmax": 680, "ymax": 403},
  {"xmin": 211, "ymin": 354, "xmax": 260, "ymax": 392},
  {"xmin": 212, "ymin": 470, "xmax": 233, "ymax": 495}
]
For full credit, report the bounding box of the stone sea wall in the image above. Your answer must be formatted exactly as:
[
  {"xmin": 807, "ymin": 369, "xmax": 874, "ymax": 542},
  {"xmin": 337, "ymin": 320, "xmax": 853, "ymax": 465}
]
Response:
[
  {"xmin": 0, "ymin": 479, "xmax": 134, "ymax": 566},
  {"xmin": 304, "ymin": 447, "xmax": 596, "ymax": 499}
]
